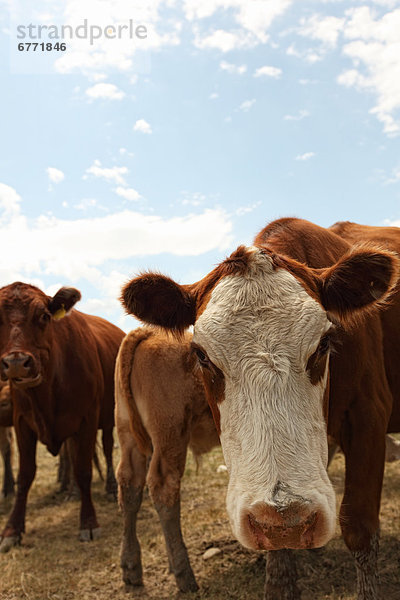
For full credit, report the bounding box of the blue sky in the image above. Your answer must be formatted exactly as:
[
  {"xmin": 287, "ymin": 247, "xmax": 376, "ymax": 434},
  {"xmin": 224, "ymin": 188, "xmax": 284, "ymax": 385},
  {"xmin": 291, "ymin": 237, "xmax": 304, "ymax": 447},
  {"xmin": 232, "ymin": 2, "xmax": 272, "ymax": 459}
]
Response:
[{"xmin": 1, "ymin": 0, "xmax": 400, "ymax": 330}]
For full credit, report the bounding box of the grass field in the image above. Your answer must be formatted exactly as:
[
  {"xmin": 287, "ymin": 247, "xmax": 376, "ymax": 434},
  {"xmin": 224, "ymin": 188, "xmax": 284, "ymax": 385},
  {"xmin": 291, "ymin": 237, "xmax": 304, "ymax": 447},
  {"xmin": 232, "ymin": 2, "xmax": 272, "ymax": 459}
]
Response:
[{"xmin": 0, "ymin": 438, "xmax": 399, "ymax": 600}]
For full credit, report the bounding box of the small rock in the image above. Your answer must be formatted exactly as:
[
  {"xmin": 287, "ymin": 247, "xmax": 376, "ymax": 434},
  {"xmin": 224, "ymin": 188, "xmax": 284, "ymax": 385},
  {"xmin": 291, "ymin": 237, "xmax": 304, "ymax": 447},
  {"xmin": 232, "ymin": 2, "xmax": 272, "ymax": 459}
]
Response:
[
  {"xmin": 203, "ymin": 547, "xmax": 222, "ymax": 561},
  {"xmin": 217, "ymin": 464, "xmax": 228, "ymax": 474}
]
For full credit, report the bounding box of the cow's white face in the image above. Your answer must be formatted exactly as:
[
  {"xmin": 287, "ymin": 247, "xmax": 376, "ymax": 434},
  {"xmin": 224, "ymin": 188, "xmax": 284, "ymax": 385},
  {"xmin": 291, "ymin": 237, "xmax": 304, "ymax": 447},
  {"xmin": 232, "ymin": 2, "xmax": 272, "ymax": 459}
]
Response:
[{"xmin": 193, "ymin": 249, "xmax": 336, "ymax": 550}]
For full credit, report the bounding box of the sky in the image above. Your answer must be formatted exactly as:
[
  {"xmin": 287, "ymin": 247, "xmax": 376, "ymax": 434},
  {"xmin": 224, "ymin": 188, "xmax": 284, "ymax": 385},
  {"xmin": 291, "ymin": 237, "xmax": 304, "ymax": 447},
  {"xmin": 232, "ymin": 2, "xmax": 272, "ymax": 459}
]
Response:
[{"xmin": 1, "ymin": 0, "xmax": 400, "ymax": 331}]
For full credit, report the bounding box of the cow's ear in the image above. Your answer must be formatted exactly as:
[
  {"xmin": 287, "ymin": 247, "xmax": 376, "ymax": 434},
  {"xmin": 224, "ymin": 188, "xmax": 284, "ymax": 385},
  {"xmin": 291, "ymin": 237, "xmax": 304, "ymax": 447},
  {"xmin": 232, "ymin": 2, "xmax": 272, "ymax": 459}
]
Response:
[
  {"xmin": 48, "ymin": 287, "xmax": 82, "ymax": 320},
  {"xmin": 121, "ymin": 273, "xmax": 196, "ymax": 334},
  {"xmin": 318, "ymin": 248, "xmax": 399, "ymax": 325}
]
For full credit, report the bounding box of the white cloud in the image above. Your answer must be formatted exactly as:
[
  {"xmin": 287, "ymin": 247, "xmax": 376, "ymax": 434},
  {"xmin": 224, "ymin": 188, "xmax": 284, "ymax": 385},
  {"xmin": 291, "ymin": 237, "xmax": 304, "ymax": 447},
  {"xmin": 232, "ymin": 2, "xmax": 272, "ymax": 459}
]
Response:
[
  {"xmin": 286, "ymin": 43, "xmax": 324, "ymax": 63},
  {"xmin": 48, "ymin": 0, "xmax": 294, "ymax": 75},
  {"xmin": 73, "ymin": 198, "xmax": 100, "ymax": 211},
  {"xmin": 114, "ymin": 186, "xmax": 141, "ymax": 201},
  {"xmin": 284, "ymin": 109, "xmax": 310, "ymax": 121},
  {"xmin": 54, "ymin": 0, "xmax": 180, "ymax": 76},
  {"xmin": 46, "ymin": 167, "xmax": 65, "ymax": 184},
  {"xmin": 179, "ymin": 192, "xmax": 207, "ymax": 207},
  {"xmin": 193, "ymin": 28, "xmax": 255, "ymax": 52},
  {"xmin": 383, "ymin": 165, "xmax": 400, "ymax": 185},
  {"xmin": 298, "ymin": 14, "xmax": 345, "ymax": 48},
  {"xmin": 238, "ymin": 99, "xmax": 256, "ymax": 112},
  {"xmin": 0, "ymin": 183, "xmax": 22, "ymax": 220},
  {"xmin": 84, "ymin": 160, "xmax": 128, "ymax": 185},
  {"xmin": 0, "ymin": 185, "xmax": 234, "ymax": 279},
  {"xmin": 339, "ymin": 7, "xmax": 400, "ymax": 135},
  {"xmin": 91, "ymin": 73, "xmax": 108, "ymax": 82},
  {"xmin": 235, "ymin": 200, "xmax": 261, "ymax": 216},
  {"xmin": 220, "ymin": 60, "xmax": 247, "ymax": 75},
  {"xmin": 295, "ymin": 152, "xmax": 315, "ymax": 161},
  {"xmin": 188, "ymin": 0, "xmax": 293, "ymax": 48},
  {"xmin": 254, "ymin": 65, "xmax": 282, "ymax": 78},
  {"xmin": 297, "ymin": 5, "xmax": 400, "ymax": 136},
  {"xmin": 133, "ymin": 119, "xmax": 152, "ymax": 134},
  {"xmin": 85, "ymin": 82, "xmax": 125, "ymax": 100},
  {"xmin": 209, "ymin": 92, "xmax": 219, "ymax": 100}
]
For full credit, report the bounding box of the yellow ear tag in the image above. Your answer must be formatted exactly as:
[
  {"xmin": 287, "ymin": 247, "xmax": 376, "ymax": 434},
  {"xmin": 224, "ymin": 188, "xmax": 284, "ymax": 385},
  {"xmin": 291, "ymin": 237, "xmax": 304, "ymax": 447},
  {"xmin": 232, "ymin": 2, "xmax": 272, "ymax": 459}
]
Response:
[{"xmin": 53, "ymin": 305, "xmax": 66, "ymax": 320}]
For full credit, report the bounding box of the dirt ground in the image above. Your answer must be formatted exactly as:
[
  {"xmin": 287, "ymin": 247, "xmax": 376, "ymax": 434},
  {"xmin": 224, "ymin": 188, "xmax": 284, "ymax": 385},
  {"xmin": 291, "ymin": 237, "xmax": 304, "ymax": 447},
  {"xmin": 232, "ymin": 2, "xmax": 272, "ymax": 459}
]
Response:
[{"xmin": 0, "ymin": 438, "xmax": 399, "ymax": 600}]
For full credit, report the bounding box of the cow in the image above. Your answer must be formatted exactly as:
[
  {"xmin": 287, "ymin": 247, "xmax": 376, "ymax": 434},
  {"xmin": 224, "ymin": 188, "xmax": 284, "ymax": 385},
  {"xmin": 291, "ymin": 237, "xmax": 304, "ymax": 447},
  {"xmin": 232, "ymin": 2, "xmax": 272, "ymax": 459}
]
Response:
[
  {"xmin": 0, "ymin": 382, "xmax": 14, "ymax": 499},
  {"xmin": 0, "ymin": 282, "xmax": 124, "ymax": 552},
  {"xmin": 119, "ymin": 218, "xmax": 400, "ymax": 600},
  {"xmin": 115, "ymin": 327, "xmax": 219, "ymax": 592}
]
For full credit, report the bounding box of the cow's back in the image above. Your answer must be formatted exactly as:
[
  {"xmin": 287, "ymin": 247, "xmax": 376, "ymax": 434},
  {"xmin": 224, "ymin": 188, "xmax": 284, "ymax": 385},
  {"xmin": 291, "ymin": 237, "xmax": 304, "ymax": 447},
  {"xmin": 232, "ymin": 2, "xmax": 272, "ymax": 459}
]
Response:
[{"xmin": 330, "ymin": 221, "xmax": 400, "ymax": 431}]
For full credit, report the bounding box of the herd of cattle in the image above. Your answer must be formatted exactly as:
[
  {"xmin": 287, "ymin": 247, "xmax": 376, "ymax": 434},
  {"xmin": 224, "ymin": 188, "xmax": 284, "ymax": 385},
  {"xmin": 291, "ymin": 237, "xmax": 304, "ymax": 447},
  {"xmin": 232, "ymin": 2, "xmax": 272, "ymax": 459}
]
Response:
[{"xmin": 0, "ymin": 217, "xmax": 399, "ymax": 600}]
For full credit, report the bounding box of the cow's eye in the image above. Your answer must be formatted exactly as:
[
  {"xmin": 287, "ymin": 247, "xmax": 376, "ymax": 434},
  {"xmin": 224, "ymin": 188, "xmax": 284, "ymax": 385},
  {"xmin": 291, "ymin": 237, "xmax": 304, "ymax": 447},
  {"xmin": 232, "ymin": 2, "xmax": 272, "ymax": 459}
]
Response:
[
  {"xmin": 318, "ymin": 335, "xmax": 331, "ymax": 355},
  {"xmin": 39, "ymin": 312, "xmax": 51, "ymax": 325},
  {"xmin": 194, "ymin": 347, "xmax": 211, "ymax": 369}
]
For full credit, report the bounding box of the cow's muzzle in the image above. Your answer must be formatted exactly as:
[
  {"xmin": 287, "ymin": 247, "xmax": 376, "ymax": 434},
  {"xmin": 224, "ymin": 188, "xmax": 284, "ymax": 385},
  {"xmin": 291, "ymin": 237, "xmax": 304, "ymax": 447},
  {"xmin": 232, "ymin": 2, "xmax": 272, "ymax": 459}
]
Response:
[
  {"xmin": 241, "ymin": 495, "xmax": 332, "ymax": 551},
  {"xmin": 0, "ymin": 352, "xmax": 42, "ymax": 388}
]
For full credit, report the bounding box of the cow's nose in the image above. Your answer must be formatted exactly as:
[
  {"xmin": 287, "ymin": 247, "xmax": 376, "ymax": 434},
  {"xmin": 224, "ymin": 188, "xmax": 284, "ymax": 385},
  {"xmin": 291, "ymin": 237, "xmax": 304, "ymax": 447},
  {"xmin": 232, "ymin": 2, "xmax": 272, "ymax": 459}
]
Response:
[
  {"xmin": 250, "ymin": 498, "xmax": 311, "ymax": 528},
  {"xmin": 246, "ymin": 499, "xmax": 318, "ymax": 549},
  {"xmin": 1, "ymin": 352, "xmax": 34, "ymax": 379}
]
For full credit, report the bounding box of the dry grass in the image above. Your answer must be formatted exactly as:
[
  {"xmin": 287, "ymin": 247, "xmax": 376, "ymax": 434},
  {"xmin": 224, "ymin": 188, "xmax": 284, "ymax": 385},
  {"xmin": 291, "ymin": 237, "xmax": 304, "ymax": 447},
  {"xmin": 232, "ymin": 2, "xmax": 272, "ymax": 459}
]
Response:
[{"xmin": 0, "ymin": 438, "xmax": 399, "ymax": 600}]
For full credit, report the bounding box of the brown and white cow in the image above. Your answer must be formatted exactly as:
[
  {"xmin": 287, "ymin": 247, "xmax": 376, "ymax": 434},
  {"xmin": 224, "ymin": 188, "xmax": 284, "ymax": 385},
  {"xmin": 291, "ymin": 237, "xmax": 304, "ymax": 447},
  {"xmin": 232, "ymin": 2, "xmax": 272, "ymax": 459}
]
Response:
[
  {"xmin": 115, "ymin": 327, "xmax": 219, "ymax": 592},
  {"xmin": 0, "ymin": 282, "xmax": 124, "ymax": 552},
  {"xmin": 120, "ymin": 218, "xmax": 400, "ymax": 600}
]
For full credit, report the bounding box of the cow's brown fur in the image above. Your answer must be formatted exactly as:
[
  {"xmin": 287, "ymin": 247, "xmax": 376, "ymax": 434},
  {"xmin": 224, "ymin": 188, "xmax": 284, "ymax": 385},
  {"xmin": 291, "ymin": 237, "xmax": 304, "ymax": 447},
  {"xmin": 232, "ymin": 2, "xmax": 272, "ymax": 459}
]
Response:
[
  {"xmin": 115, "ymin": 327, "xmax": 219, "ymax": 593},
  {"xmin": 0, "ymin": 427, "xmax": 14, "ymax": 499},
  {"xmin": 0, "ymin": 383, "xmax": 14, "ymax": 498},
  {"xmin": 0, "ymin": 282, "xmax": 124, "ymax": 550},
  {"xmin": 121, "ymin": 217, "xmax": 400, "ymax": 600}
]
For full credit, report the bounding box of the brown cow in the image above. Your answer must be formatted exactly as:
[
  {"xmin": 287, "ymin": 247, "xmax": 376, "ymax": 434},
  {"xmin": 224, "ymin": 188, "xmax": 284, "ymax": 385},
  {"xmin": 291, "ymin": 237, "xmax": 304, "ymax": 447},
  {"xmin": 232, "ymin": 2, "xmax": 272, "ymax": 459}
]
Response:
[
  {"xmin": 0, "ymin": 282, "xmax": 124, "ymax": 552},
  {"xmin": 119, "ymin": 218, "xmax": 400, "ymax": 600},
  {"xmin": 115, "ymin": 327, "xmax": 219, "ymax": 592}
]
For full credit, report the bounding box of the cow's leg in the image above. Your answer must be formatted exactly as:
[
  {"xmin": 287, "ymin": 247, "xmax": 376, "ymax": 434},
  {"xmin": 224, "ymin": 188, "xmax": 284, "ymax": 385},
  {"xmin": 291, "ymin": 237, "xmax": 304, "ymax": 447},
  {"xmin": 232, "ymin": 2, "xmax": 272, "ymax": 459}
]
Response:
[
  {"xmin": 0, "ymin": 421, "xmax": 37, "ymax": 552},
  {"xmin": 57, "ymin": 439, "xmax": 80, "ymax": 498},
  {"xmin": 117, "ymin": 433, "xmax": 147, "ymax": 588},
  {"xmin": 264, "ymin": 550, "xmax": 301, "ymax": 600},
  {"xmin": 57, "ymin": 441, "xmax": 70, "ymax": 493},
  {"xmin": 340, "ymin": 422, "xmax": 385, "ymax": 600},
  {"xmin": 70, "ymin": 426, "xmax": 100, "ymax": 541},
  {"xmin": 1, "ymin": 428, "xmax": 15, "ymax": 498},
  {"xmin": 102, "ymin": 427, "xmax": 117, "ymax": 499},
  {"xmin": 147, "ymin": 443, "xmax": 198, "ymax": 593}
]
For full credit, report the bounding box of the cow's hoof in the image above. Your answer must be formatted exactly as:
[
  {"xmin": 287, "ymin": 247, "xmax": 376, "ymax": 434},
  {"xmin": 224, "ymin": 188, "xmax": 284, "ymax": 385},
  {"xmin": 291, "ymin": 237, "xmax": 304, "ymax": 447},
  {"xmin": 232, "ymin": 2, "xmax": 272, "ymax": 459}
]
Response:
[
  {"xmin": 79, "ymin": 527, "xmax": 101, "ymax": 542},
  {"xmin": 0, "ymin": 535, "xmax": 20, "ymax": 553},
  {"xmin": 178, "ymin": 580, "xmax": 199, "ymax": 593},
  {"xmin": 264, "ymin": 585, "xmax": 301, "ymax": 600},
  {"xmin": 123, "ymin": 568, "xmax": 143, "ymax": 588},
  {"xmin": 176, "ymin": 573, "xmax": 199, "ymax": 593}
]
